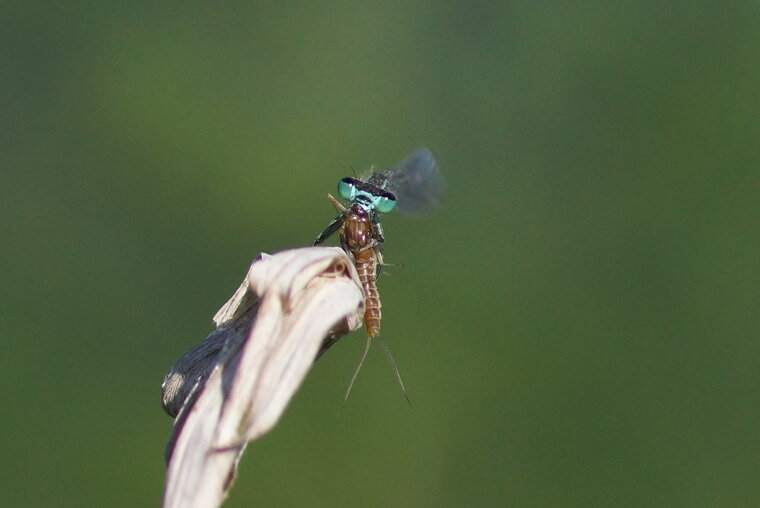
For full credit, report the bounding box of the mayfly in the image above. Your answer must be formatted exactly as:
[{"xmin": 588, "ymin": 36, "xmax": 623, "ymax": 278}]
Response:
[{"xmin": 314, "ymin": 148, "xmax": 444, "ymax": 401}]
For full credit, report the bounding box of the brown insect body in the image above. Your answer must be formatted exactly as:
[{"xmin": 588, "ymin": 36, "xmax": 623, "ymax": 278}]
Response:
[
  {"xmin": 313, "ymin": 149, "xmax": 442, "ymax": 401},
  {"xmin": 340, "ymin": 203, "xmax": 383, "ymax": 338}
]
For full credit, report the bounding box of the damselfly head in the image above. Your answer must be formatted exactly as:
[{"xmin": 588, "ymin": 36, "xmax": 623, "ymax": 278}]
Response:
[{"xmin": 337, "ymin": 177, "xmax": 397, "ymax": 213}]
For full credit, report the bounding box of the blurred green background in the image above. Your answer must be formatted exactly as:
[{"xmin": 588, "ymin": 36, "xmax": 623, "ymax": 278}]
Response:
[{"xmin": 3, "ymin": 1, "xmax": 759, "ymax": 506}]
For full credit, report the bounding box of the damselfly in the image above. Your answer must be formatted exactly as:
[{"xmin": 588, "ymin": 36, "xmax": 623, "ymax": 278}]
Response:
[{"xmin": 314, "ymin": 148, "xmax": 444, "ymax": 400}]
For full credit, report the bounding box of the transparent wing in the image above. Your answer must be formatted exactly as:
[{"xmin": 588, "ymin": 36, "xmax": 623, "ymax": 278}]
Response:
[{"xmin": 384, "ymin": 148, "xmax": 445, "ymax": 216}]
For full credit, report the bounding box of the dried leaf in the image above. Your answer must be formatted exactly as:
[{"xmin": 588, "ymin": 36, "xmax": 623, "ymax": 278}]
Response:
[{"xmin": 161, "ymin": 247, "xmax": 364, "ymax": 508}]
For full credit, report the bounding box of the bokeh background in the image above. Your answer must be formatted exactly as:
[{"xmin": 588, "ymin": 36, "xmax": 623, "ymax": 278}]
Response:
[{"xmin": 3, "ymin": 1, "xmax": 759, "ymax": 506}]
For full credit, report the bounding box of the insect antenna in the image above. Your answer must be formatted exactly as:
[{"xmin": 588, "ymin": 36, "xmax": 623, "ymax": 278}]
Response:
[
  {"xmin": 377, "ymin": 336, "xmax": 411, "ymax": 406},
  {"xmin": 344, "ymin": 335, "xmax": 372, "ymax": 402}
]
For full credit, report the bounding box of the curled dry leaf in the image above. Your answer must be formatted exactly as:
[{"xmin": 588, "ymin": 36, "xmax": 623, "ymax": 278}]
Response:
[{"xmin": 161, "ymin": 246, "xmax": 364, "ymax": 508}]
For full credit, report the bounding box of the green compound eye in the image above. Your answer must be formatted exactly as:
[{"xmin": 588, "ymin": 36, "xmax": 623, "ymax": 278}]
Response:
[
  {"xmin": 338, "ymin": 178, "xmax": 356, "ymax": 200},
  {"xmin": 375, "ymin": 194, "xmax": 397, "ymax": 213}
]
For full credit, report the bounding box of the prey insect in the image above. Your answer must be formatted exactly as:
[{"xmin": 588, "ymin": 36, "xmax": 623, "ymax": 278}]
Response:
[{"xmin": 314, "ymin": 148, "xmax": 444, "ymax": 401}]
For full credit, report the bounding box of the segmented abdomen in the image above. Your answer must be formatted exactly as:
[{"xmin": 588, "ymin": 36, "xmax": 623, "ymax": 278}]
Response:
[{"xmin": 355, "ymin": 250, "xmax": 381, "ymax": 338}]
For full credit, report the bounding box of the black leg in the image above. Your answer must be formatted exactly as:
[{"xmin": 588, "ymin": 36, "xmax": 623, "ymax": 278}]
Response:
[{"xmin": 314, "ymin": 214, "xmax": 344, "ymax": 245}]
